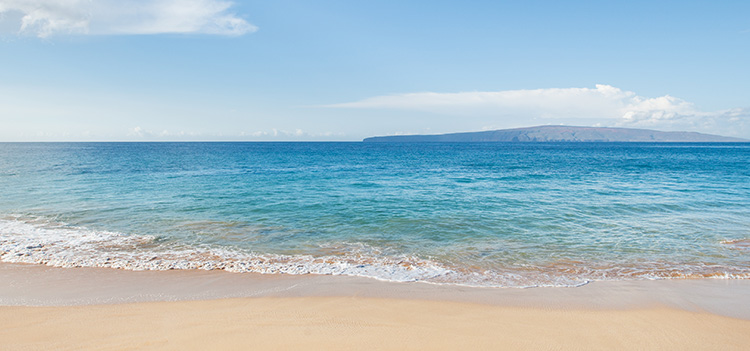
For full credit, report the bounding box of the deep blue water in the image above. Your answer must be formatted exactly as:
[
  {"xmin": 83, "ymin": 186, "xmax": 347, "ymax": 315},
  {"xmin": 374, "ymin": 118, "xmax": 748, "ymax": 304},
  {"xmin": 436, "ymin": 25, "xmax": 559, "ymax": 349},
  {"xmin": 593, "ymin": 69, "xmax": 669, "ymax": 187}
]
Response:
[{"xmin": 1, "ymin": 142, "xmax": 749, "ymax": 287}]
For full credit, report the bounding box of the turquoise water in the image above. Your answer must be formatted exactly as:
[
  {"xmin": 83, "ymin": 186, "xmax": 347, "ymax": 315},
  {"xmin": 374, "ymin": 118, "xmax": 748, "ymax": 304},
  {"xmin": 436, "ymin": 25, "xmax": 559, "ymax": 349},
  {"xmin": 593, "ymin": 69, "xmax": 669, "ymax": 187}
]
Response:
[{"xmin": 1, "ymin": 142, "xmax": 749, "ymax": 287}]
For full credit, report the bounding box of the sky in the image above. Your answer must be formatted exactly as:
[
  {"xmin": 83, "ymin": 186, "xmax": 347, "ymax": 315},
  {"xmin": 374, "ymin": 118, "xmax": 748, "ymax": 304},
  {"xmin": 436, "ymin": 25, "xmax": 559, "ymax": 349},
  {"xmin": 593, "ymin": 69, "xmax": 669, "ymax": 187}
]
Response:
[{"xmin": 1, "ymin": 0, "xmax": 749, "ymax": 141}]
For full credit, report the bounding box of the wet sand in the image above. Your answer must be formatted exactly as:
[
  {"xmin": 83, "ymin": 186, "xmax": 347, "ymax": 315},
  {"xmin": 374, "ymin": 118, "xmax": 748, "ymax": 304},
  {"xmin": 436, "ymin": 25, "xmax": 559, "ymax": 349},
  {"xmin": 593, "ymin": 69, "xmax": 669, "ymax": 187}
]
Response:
[{"xmin": 2, "ymin": 263, "xmax": 750, "ymax": 350}]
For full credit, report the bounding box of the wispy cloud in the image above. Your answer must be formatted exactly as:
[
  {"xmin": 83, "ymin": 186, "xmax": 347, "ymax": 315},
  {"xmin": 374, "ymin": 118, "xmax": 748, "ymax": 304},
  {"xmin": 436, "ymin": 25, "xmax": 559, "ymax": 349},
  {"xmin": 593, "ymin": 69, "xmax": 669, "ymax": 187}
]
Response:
[
  {"xmin": 127, "ymin": 127, "xmax": 342, "ymax": 141},
  {"xmin": 324, "ymin": 84, "xmax": 750, "ymax": 136},
  {"xmin": 0, "ymin": 0, "xmax": 256, "ymax": 37}
]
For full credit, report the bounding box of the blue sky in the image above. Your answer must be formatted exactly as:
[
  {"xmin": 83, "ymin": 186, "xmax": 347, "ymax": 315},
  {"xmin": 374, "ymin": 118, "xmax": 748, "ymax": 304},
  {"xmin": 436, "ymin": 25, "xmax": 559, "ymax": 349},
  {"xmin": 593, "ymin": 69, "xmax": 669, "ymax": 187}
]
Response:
[{"xmin": 1, "ymin": 0, "xmax": 749, "ymax": 141}]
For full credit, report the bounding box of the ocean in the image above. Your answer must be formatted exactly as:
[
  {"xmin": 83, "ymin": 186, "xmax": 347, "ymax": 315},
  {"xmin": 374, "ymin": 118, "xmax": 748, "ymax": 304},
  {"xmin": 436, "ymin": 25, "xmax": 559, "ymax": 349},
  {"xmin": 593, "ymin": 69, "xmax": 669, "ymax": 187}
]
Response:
[{"xmin": 1, "ymin": 142, "xmax": 749, "ymax": 287}]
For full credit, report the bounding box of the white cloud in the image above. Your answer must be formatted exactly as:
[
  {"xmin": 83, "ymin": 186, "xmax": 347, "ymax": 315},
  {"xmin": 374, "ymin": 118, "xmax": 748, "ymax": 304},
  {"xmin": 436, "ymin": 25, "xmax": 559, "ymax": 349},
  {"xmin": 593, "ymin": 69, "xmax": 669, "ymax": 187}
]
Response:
[
  {"xmin": 324, "ymin": 84, "xmax": 750, "ymax": 136},
  {"xmin": 324, "ymin": 84, "xmax": 673, "ymax": 120},
  {"xmin": 128, "ymin": 126, "xmax": 183, "ymax": 138},
  {"xmin": 125, "ymin": 127, "xmax": 344, "ymax": 141},
  {"xmin": 0, "ymin": 0, "xmax": 256, "ymax": 37}
]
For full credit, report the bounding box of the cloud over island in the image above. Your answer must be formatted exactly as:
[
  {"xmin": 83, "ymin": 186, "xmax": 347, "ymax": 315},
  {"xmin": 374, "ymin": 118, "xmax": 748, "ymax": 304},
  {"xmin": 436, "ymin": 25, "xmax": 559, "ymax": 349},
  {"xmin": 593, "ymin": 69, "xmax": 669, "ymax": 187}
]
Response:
[
  {"xmin": 323, "ymin": 85, "xmax": 749, "ymax": 136},
  {"xmin": 0, "ymin": 0, "xmax": 256, "ymax": 37}
]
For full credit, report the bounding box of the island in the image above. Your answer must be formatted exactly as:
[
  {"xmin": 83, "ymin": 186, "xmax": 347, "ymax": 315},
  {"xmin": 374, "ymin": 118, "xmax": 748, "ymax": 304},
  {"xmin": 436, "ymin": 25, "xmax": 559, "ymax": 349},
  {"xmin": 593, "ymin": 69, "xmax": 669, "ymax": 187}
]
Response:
[{"xmin": 363, "ymin": 125, "xmax": 748, "ymax": 142}]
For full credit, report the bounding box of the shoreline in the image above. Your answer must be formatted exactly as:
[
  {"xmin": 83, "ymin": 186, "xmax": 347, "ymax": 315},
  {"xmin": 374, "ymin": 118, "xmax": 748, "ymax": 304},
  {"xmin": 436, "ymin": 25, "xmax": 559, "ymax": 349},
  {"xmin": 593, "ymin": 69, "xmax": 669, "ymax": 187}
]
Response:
[
  {"xmin": 3, "ymin": 263, "xmax": 750, "ymax": 350},
  {"xmin": 3, "ymin": 262, "xmax": 750, "ymax": 317}
]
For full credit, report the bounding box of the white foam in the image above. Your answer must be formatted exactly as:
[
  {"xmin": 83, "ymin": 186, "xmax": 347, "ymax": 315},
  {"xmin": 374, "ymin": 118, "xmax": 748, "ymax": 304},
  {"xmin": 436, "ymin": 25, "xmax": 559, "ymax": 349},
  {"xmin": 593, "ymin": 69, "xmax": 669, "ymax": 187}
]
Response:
[
  {"xmin": 2, "ymin": 217, "xmax": 749, "ymax": 288},
  {"xmin": 0, "ymin": 217, "xmax": 454, "ymax": 284}
]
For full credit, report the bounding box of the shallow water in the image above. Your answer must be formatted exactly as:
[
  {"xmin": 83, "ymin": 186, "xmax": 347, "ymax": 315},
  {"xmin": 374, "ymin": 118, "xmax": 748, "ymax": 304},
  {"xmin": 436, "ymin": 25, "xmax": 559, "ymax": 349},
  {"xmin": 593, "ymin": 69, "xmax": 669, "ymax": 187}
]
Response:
[{"xmin": 1, "ymin": 142, "xmax": 749, "ymax": 287}]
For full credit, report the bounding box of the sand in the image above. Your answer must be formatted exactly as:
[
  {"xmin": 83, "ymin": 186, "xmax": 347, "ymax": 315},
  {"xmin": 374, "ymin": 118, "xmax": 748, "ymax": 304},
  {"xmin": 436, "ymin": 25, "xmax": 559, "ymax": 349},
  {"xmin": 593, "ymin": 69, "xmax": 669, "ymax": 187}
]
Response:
[
  {"xmin": 2, "ymin": 263, "xmax": 750, "ymax": 350},
  {"xmin": 2, "ymin": 297, "xmax": 750, "ymax": 350}
]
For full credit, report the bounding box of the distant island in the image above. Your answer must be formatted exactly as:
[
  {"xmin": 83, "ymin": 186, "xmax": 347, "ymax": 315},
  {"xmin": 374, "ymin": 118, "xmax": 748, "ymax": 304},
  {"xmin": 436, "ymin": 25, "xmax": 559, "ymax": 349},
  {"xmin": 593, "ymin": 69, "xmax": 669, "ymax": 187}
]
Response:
[{"xmin": 363, "ymin": 125, "xmax": 748, "ymax": 143}]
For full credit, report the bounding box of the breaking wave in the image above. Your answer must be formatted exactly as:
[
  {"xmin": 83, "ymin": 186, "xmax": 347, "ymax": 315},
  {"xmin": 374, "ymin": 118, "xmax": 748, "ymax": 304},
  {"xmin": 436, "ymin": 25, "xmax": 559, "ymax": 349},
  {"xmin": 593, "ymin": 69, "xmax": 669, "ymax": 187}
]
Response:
[{"xmin": 2, "ymin": 217, "xmax": 749, "ymax": 288}]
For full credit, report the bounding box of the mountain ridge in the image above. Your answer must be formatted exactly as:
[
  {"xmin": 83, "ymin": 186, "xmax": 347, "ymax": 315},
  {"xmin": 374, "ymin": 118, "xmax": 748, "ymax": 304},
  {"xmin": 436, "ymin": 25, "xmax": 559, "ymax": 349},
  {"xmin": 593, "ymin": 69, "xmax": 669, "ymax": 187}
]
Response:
[{"xmin": 363, "ymin": 125, "xmax": 748, "ymax": 143}]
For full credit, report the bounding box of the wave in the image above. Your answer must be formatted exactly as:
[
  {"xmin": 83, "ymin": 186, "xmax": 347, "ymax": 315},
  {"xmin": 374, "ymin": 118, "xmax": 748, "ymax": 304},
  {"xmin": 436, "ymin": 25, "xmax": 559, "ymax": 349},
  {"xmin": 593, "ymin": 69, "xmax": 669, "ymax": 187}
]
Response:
[
  {"xmin": 0, "ymin": 217, "xmax": 453, "ymax": 283},
  {"xmin": 1, "ymin": 217, "xmax": 749, "ymax": 288},
  {"xmin": 721, "ymin": 239, "xmax": 750, "ymax": 250}
]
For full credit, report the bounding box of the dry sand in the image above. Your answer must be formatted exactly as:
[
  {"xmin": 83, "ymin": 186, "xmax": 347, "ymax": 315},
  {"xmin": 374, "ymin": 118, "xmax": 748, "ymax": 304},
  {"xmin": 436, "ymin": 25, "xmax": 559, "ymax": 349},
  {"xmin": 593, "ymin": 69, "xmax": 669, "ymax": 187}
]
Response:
[
  {"xmin": 2, "ymin": 297, "xmax": 750, "ymax": 350},
  {"xmin": 2, "ymin": 263, "xmax": 750, "ymax": 350}
]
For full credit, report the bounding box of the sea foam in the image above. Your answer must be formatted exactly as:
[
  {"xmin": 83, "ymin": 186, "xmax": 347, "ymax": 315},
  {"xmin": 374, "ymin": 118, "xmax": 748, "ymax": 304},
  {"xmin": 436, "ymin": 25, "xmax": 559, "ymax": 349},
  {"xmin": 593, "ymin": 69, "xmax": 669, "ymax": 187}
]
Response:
[
  {"xmin": 0, "ymin": 217, "xmax": 454, "ymax": 283},
  {"xmin": 3, "ymin": 217, "xmax": 748, "ymax": 288}
]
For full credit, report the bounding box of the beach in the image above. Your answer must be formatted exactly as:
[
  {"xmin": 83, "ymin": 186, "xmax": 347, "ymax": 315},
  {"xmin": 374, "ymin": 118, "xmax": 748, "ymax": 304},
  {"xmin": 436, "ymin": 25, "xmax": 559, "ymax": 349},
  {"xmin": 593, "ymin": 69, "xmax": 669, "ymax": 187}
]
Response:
[
  {"xmin": 4, "ymin": 0, "xmax": 750, "ymax": 348},
  {"xmin": 2, "ymin": 263, "xmax": 750, "ymax": 350},
  {"xmin": 1, "ymin": 143, "xmax": 749, "ymax": 349}
]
